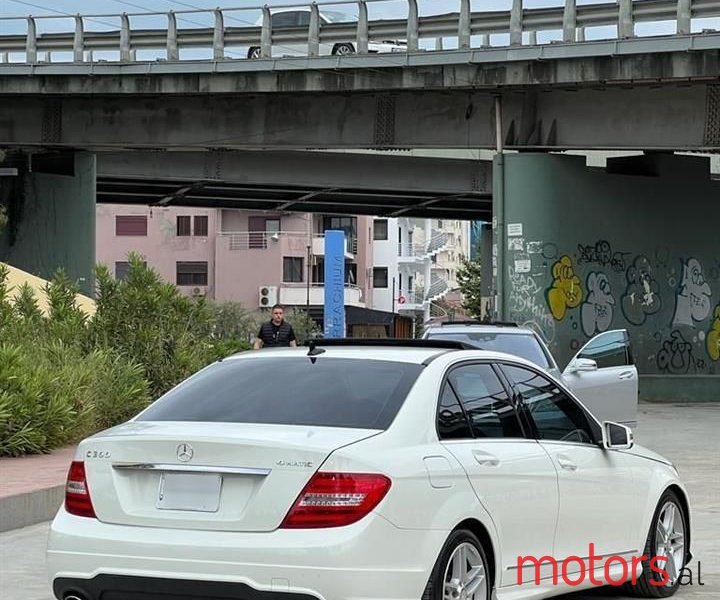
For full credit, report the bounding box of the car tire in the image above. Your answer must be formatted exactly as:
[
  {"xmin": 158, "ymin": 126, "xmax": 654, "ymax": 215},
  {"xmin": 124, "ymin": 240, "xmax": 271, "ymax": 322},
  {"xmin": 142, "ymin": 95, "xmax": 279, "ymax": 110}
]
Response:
[
  {"xmin": 627, "ymin": 489, "xmax": 688, "ymax": 598},
  {"xmin": 332, "ymin": 43, "xmax": 355, "ymax": 55},
  {"xmin": 247, "ymin": 47, "xmax": 261, "ymax": 59},
  {"xmin": 421, "ymin": 529, "xmax": 491, "ymax": 600}
]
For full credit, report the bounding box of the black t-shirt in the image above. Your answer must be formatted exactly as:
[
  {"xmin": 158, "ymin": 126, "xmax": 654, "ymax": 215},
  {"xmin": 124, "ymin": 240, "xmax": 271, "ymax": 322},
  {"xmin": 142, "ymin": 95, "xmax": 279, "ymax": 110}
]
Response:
[{"xmin": 257, "ymin": 320, "xmax": 297, "ymax": 347}]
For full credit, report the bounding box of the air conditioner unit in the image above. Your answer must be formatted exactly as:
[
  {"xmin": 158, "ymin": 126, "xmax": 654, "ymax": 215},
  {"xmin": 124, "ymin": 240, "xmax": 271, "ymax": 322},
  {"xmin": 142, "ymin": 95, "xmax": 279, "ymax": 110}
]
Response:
[
  {"xmin": 191, "ymin": 286, "xmax": 207, "ymax": 297},
  {"xmin": 258, "ymin": 285, "xmax": 279, "ymax": 308}
]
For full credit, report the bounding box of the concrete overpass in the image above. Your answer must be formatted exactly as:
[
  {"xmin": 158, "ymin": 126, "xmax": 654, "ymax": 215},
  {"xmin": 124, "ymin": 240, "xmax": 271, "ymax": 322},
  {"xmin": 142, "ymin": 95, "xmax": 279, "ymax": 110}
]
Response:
[
  {"xmin": 0, "ymin": 0, "xmax": 719, "ymax": 151},
  {"xmin": 93, "ymin": 150, "xmax": 493, "ymax": 220}
]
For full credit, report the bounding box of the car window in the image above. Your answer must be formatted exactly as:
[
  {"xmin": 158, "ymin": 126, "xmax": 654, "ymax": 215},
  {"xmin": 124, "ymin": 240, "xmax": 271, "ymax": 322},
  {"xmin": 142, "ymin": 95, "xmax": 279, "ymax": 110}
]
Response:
[
  {"xmin": 502, "ymin": 365, "xmax": 595, "ymax": 444},
  {"xmin": 437, "ymin": 384, "xmax": 472, "ymax": 440},
  {"xmin": 426, "ymin": 331, "xmax": 552, "ymax": 369},
  {"xmin": 271, "ymin": 12, "xmax": 298, "ymax": 27},
  {"xmin": 296, "ymin": 11, "xmax": 311, "ymax": 26},
  {"xmin": 137, "ymin": 357, "xmax": 422, "ymax": 430},
  {"xmin": 447, "ymin": 364, "xmax": 523, "ymax": 438},
  {"xmin": 321, "ymin": 10, "xmax": 353, "ymax": 23},
  {"xmin": 577, "ymin": 330, "xmax": 631, "ymax": 369}
]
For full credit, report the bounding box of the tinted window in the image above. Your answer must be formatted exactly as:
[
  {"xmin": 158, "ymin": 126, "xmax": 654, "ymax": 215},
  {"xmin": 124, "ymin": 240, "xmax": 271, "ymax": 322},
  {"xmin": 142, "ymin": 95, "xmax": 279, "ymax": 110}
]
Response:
[
  {"xmin": 322, "ymin": 10, "xmax": 353, "ymax": 23},
  {"xmin": 503, "ymin": 365, "xmax": 595, "ymax": 444},
  {"xmin": 426, "ymin": 331, "xmax": 552, "ymax": 369},
  {"xmin": 437, "ymin": 384, "xmax": 472, "ymax": 440},
  {"xmin": 578, "ymin": 330, "xmax": 630, "ymax": 369},
  {"xmin": 271, "ymin": 12, "xmax": 298, "ymax": 27},
  {"xmin": 296, "ymin": 11, "xmax": 311, "ymax": 26},
  {"xmin": 138, "ymin": 358, "xmax": 422, "ymax": 430},
  {"xmin": 448, "ymin": 364, "xmax": 523, "ymax": 438}
]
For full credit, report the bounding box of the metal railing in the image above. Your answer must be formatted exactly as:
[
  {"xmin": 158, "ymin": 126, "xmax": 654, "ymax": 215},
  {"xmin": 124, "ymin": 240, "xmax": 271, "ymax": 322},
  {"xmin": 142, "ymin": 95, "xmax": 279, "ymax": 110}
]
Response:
[
  {"xmin": 397, "ymin": 242, "xmax": 426, "ymax": 259},
  {"xmin": 396, "ymin": 289, "xmax": 424, "ymax": 305},
  {"xmin": 1, "ymin": 0, "xmax": 717, "ymax": 64},
  {"xmin": 426, "ymin": 230, "xmax": 450, "ymax": 256},
  {"xmin": 220, "ymin": 230, "xmax": 307, "ymax": 251},
  {"xmin": 426, "ymin": 273, "xmax": 450, "ymax": 302}
]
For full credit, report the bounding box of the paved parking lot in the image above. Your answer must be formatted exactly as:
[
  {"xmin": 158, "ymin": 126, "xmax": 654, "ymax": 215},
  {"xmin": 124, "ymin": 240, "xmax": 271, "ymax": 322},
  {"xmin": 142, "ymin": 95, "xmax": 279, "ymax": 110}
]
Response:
[{"xmin": 1, "ymin": 402, "xmax": 717, "ymax": 600}]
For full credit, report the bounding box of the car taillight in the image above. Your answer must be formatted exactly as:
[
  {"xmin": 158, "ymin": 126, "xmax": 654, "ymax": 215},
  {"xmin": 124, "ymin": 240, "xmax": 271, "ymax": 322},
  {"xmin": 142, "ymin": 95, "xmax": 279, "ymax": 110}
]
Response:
[
  {"xmin": 280, "ymin": 472, "xmax": 391, "ymax": 529},
  {"xmin": 65, "ymin": 461, "xmax": 96, "ymax": 518}
]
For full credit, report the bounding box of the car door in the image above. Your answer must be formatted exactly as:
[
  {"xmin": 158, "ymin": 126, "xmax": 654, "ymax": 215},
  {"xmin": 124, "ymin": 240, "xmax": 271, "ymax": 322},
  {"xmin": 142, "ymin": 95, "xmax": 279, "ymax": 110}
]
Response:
[
  {"xmin": 437, "ymin": 362, "xmax": 559, "ymax": 587},
  {"xmin": 561, "ymin": 329, "xmax": 638, "ymax": 427},
  {"xmin": 501, "ymin": 364, "xmax": 640, "ymax": 568},
  {"xmin": 271, "ymin": 11, "xmax": 305, "ymax": 56}
]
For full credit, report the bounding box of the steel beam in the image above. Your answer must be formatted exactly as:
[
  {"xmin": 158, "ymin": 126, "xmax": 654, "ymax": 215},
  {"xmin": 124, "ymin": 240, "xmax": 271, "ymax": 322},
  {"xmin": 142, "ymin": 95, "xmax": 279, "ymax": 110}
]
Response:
[{"xmin": 96, "ymin": 150, "xmax": 492, "ymax": 195}]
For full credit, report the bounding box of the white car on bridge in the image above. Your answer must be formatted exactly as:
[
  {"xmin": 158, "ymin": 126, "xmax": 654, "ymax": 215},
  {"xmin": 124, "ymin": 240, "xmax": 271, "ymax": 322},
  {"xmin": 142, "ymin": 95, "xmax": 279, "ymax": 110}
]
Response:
[
  {"xmin": 47, "ymin": 339, "xmax": 689, "ymax": 600},
  {"xmin": 248, "ymin": 8, "xmax": 407, "ymax": 59}
]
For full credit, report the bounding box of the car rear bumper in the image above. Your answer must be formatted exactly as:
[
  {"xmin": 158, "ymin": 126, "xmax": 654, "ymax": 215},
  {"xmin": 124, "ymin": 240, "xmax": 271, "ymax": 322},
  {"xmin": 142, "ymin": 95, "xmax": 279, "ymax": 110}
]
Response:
[
  {"xmin": 53, "ymin": 574, "xmax": 317, "ymax": 600},
  {"xmin": 48, "ymin": 508, "xmax": 445, "ymax": 600}
]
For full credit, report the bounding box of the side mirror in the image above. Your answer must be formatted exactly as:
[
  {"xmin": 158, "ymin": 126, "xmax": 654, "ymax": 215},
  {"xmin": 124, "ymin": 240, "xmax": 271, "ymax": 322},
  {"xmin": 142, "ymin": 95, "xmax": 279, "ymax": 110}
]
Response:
[
  {"xmin": 602, "ymin": 421, "xmax": 634, "ymax": 450},
  {"xmin": 568, "ymin": 357, "xmax": 598, "ymax": 373}
]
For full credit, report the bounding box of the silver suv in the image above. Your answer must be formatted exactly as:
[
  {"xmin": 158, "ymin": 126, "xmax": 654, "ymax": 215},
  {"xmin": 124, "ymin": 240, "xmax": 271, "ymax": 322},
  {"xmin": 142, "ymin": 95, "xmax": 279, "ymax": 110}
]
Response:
[{"xmin": 423, "ymin": 321, "xmax": 638, "ymax": 427}]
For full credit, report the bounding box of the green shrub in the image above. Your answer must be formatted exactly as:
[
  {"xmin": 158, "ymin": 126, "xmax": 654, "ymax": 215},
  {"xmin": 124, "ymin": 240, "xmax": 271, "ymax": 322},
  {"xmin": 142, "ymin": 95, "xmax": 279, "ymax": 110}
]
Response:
[
  {"xmin": 89, "ymin": 254, "xmax": 215, "ymax": 398},
  {"xmin": 0, "ymin": 340, "xmax": 151, "ymax": 457}
]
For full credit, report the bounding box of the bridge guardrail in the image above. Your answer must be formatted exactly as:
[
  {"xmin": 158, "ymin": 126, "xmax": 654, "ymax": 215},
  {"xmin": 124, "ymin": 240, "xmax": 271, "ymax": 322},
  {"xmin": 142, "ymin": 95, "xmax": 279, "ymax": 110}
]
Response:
[{"xmin": 0, "ymin": 0, "xmax": 718, "ymax": 64}]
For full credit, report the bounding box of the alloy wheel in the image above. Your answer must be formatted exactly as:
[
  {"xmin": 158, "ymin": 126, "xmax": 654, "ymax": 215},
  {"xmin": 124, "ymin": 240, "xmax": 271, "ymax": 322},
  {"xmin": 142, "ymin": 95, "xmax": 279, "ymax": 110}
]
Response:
[
  {"xmin": 655, "ymin": 501, "xmax": 686, "ymax": 586},
  {"xmin": 442, "ymin": 542, "xmax": 488, "ymax": 600}
]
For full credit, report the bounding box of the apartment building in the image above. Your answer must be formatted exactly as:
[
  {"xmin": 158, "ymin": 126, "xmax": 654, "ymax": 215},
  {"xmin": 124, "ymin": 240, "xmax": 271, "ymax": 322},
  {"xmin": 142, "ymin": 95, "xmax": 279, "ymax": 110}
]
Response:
[
  {"xmin": 372, "ymin": 216, "xmax": 471, "ymax": 321},
  {"xmin": 97, "ymin": 205, "xmax": 375, "ymax": 313}
]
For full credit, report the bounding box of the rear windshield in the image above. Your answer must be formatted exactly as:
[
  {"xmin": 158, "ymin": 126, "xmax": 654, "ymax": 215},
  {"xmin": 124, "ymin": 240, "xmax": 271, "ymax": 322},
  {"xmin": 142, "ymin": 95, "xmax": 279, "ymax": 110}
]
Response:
[
  {"xmin": 136, "ymin": 357, "xmax": 423, "ymax": 430},
  {"xmin": 426, "ymin": 331, "xmax": 552, "ymax": 369}
]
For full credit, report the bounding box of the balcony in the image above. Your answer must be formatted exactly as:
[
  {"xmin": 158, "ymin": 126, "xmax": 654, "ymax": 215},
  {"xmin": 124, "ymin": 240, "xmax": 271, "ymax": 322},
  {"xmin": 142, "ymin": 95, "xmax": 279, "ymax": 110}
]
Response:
[
  {"xmin": 397, "ymin": 242, "xmax": 427, "ymax": 263},
  {"xmin": 312, "ymin": 236, "xmax": 354, "ymax": 260},
  {"xmin": 396, "ymin": 289, "xmax": 424, "ymax": 310},
  {"xmin": 280, "ymin": 283, "xmax": 364, "ymax": 307},
  {"xmin": 397, "ymin": 230, "xmax": 449, "ymax": 262},
  {"xmin": 221, "ymin": 231, "xmax": 356, "ymax": 259}
]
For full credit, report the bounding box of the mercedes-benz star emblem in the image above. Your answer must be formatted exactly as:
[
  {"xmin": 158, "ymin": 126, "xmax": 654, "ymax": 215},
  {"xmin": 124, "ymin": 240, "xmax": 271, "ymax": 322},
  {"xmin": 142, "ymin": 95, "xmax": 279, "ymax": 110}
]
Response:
[{"xmin": 176, "ymin": 443, "xmax": 194, "ymax": 462}]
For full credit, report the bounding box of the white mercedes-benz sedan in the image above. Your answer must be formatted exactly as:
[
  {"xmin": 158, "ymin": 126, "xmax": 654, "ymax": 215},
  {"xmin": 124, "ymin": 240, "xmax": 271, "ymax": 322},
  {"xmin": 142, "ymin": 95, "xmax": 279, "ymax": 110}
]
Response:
[{"xmin": 47, "ymin": 339, "xmax": 691, "ymax": 600}]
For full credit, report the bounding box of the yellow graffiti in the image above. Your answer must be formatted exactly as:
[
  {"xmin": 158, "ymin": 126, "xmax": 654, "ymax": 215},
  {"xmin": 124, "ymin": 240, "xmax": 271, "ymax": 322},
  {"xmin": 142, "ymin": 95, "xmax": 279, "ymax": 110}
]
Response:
[
  {"xmin": 547, "ymin": 255, "xmax": 584, "ymax": 321},
  {"xmin": 708, "ymin": 305, "xmax": 720, "ymax": 361}
]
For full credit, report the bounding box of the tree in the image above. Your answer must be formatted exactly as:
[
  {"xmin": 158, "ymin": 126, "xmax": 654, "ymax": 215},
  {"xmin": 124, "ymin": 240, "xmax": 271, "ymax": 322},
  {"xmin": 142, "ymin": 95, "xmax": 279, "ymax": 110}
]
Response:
[{"xmin": 456, "ymin": 255, "xmax": 483, "ymax": 318}]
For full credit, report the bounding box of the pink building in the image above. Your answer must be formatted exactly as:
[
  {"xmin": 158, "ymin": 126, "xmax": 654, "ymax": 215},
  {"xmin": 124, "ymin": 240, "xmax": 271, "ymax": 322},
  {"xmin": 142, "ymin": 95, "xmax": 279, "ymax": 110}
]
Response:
[{"xmin": 96, "ymin": 205, "xmax": 374, "ymax": 312}]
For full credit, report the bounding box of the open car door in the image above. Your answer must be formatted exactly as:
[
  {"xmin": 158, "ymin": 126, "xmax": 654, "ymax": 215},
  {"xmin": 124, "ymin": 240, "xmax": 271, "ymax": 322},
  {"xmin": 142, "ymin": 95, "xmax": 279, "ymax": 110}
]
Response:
[{"xmin": 561, "ymin": 329, "xmax": 638, "ymax": 427}]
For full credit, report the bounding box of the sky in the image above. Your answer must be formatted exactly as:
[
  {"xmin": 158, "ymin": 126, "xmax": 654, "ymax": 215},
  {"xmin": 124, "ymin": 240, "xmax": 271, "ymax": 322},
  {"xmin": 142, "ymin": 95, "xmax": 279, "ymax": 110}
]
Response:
[{"xmin": 1, "ymin": 0, "xmax": 717, "ymax": 60}]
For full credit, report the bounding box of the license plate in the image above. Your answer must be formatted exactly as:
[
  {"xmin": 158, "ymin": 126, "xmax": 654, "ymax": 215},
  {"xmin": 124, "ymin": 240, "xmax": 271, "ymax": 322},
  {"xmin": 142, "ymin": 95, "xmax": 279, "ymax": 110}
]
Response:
[{"xmin": 156, "ymin": 472, "xmax": 222, "ymax": 512}]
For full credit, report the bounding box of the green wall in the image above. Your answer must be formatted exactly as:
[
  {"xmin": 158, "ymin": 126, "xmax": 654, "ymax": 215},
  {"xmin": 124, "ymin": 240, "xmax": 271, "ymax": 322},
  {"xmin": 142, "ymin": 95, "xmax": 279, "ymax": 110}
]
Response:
[
  {"xmin": 495, "ymin": 153, "xmax": 720, "ymax": 401},
  {"xmin": 0, "ymin": 152, "xmax": 95, "ymax": 296}
]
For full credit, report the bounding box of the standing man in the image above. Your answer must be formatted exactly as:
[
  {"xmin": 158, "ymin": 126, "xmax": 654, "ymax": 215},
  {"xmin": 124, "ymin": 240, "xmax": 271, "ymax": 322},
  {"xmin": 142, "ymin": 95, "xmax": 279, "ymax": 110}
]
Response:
[{"xmin": 254, "ymin": 304, "xmax": 298, "ymax": 349}]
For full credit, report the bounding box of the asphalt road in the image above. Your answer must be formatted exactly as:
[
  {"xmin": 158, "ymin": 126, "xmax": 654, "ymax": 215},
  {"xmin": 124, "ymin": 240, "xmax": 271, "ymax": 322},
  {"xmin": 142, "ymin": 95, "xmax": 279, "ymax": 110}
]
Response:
[{"xmin": 1, "ymin": 403, "xmax": 717, "ymax": 600}]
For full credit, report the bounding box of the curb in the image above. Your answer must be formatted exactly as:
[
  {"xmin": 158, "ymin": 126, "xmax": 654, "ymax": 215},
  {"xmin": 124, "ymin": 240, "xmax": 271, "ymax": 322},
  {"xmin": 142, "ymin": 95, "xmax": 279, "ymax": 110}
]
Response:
[{"xmin": 0, "ymin": 485, "xmax": 63, "ymax": 533}]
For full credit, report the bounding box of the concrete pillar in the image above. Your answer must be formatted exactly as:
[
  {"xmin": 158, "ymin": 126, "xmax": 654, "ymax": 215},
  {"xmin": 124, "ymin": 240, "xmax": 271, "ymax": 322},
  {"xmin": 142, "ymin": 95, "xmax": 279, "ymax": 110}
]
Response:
[
  {"xmin": 500, "ymin": 152, "xmax": 720, "ymax": 401},
  {"xmin": 0, "ymin": 152, "xmax": 96, "ymax": 296}
]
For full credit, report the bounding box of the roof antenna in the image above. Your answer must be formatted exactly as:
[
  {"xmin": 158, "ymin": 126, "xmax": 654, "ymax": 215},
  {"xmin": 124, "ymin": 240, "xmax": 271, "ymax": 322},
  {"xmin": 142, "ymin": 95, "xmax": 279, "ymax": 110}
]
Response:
[{"xmin": 306, "ymin": 339, "xmax": 326, "ymax": 358}]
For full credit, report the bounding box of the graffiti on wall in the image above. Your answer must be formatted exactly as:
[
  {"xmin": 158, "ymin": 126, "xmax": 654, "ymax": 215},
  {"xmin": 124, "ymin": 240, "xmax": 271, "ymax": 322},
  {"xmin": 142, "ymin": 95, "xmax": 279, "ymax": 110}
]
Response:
[
  {"xmin": 672, "ymin": 258, "xmax": 713, "ymax": 327},
  {"xmin": 507, "ymin": 267, "xmax": 556, "ymax": 343},
  {"xmin": 577, "ymin": 240, "xmax": 631, "ymax": 273},
  {"xmin": 581, "ymin": 272, "xmax": 615, "ymax": 336},
  {"xmin": 546, "ymin": 256, "xmax": 584, "ymax": 321},
  {"xmin": 503, "ymin": 228, "xmax": 719, "ymax": 375},
  {"xmin": 656, "ymin": 330, "xmax": 706, "ymax": 374},
  {"xmin": 621, "ymin": 256, "xmax": 662, "ymax": 325},
  {"xmin": 708, "ymin": 305, "xmax": 720, "ymax": 361}
]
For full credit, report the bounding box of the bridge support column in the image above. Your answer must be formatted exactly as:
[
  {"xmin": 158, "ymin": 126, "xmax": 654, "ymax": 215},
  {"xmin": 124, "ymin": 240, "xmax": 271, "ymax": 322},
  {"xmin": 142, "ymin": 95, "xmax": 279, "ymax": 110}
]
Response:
[
  {"xmin": 498, "ymin": 152, "xmax": 720, "ymax": 401},
  {"xmin": 0, "ymin": 151, "xmax": 96, "ymax": 296}
]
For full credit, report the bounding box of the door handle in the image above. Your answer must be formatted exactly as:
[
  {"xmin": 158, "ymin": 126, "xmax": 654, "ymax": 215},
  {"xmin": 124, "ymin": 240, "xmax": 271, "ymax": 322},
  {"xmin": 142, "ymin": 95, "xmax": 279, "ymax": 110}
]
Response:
[
  {"xmin": 472, "ymin": 450, "xmax": 499, "ymax": 467},
  {"xmin": 618, "ymin": 371, "xmax": 635, "ymax": 380},
  {"xmin": 557, "ymin": 456, "xmax": 577, "ymax": 471}
]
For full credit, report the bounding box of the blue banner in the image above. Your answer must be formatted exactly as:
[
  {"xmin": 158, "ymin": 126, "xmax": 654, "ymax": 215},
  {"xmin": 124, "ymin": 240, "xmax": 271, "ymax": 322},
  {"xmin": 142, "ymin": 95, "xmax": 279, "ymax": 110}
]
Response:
[{"xmin": 323, "ymin": 230, "xmax": 346, "ymax": 338}]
